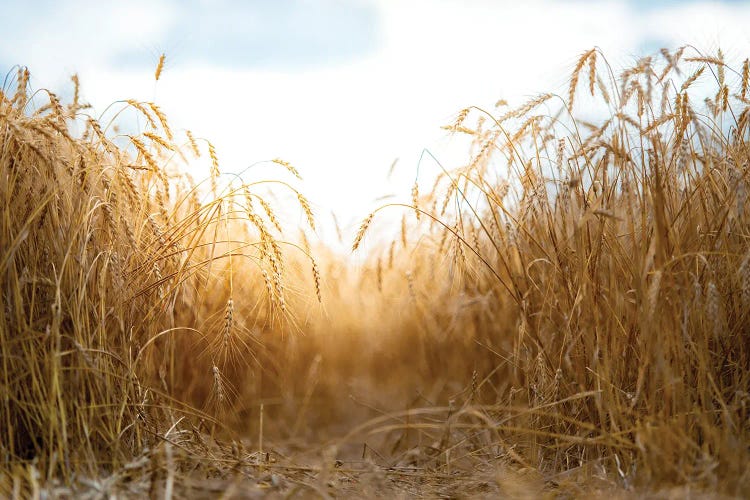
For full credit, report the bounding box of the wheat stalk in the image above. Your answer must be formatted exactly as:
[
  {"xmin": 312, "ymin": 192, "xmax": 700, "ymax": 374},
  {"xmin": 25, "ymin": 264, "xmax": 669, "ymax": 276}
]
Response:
[
  {"xmin": 296, "ymin": 192, "xmax": 315, "ymax": 231},
  {"xmin": 155, "ymin": 53, "xmax": 166, "ymax": 81},
  {"xmin": 411, "ymin": 181, "xmax": 420, "ymax": 221},
  {"xmin": 568, "ymin": 49, "xmax": 595, "ymax": 111},
  {"xmin": 352, "ymin": 213, "xmax": 374, "ymax": 252},
  {"xmin": 311, "ymin": 259, "xmax": 322, "ymax": 302},
  {"xmin": 186, "ymin": 130, "xmax": 200, "ymax": 157},
  {"xmin": 271, "ymin": 158, "xmax": 302, "ymax": 180}
]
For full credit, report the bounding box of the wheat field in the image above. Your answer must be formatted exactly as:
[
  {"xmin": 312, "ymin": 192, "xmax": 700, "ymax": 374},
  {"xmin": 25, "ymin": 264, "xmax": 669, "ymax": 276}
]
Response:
[{"xmin": 1, "ymin": 47, "xmax": 749, "ymax": 498}]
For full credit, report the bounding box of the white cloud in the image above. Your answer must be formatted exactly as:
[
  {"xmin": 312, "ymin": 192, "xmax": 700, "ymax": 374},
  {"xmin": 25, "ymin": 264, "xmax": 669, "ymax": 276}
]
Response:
[{"xmin": 0, "ymin": 0, "xmax": 174, "ymax": 84}]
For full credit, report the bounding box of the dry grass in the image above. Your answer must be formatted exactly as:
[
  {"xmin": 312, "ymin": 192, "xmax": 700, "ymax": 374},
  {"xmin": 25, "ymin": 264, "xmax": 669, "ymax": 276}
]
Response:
[{"xmin": 2, "ymin": 46, "xmax": 750, "ymax": 498}]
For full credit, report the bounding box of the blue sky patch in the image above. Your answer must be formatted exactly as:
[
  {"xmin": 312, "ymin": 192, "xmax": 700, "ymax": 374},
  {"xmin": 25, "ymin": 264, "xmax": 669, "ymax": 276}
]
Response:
[{"xmin": 114, "ymin": 0, "xmax": 381, "ymax": 71}]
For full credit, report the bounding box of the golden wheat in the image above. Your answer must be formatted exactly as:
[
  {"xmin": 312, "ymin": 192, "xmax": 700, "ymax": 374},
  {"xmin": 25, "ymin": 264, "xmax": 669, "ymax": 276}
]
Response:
[{"xmin": 4, "ymin": 46, "xmax": 750, "ymax": 498}]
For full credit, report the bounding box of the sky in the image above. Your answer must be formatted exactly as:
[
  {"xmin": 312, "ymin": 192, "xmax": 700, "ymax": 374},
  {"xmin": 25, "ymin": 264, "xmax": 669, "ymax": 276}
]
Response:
[{"xmin": 2, "ymin": 0, "xmax": 750, "ymax": 246}]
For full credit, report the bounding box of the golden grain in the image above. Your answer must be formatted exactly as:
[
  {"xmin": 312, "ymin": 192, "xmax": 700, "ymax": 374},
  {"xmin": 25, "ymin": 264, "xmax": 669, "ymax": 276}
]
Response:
[
  {"xmin": 680, "ymin": 65, "xmax": 705, "ymax": 92},
  {"xmin": 272, "ymin": 158, "xmax": 302, "ymax": 180},
  {"xmin": 155, "ymin": 53, "xmax": 166, "ymax": 81},
  {"xmin": 311, "ymin": 259, "xmax": 322, "ymax": 302},
  {"xmin": 297, "ymin": 192, "xmax": 315, "ymax": 231},
  {"xmin": 147, "ymin": 102, "xmax": 173, "ymax": 141},
  {"xmin": 568, "ymin": 49, "xmax": 595, "ymax": 111},
  {"xmin": 411, "ymin": 180, "xmax": 420, "ymax": 221},
  {"xmin": 352, "ymin": 213, "xmax": 374, "ymax": 252}
]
